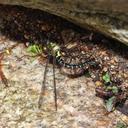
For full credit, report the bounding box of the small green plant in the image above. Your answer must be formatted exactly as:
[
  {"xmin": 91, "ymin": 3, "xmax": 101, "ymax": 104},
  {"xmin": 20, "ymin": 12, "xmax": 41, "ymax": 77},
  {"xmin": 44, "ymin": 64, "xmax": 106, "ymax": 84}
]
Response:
[
  {"xmin": 27, "ymin": 44, "xmax": 42, "ymax": 56},
  {"xmin": 105, "ymin": 96, "xmax": 116, "ymax": 112},
  {"xmin": 106, "ymin": 86, "xmax": 118, "ymax": 94},
  {"xmin": 102, "ymin": 72, "xmax": 120, "ymax": 112},
  {"xmin": 116, "ymin": 121, "xmax": 127, "ymax": 128},
  {"xmin": 102, "ymin": 72, "xmax": 111, "ymax": 83}
]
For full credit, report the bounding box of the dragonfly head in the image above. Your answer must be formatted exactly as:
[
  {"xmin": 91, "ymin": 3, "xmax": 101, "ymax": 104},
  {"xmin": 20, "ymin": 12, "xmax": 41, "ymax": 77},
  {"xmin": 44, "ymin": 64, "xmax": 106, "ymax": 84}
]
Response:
[{"xmin": 44, "ymin": 41, "xmax": 61, "ymax": 58}]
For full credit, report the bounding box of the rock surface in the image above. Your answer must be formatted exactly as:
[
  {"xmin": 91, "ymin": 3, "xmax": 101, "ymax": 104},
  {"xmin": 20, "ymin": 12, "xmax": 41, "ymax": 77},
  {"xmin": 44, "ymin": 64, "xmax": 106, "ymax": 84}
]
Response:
[
  {"xmin": 0, "ymin": 37, "xmax": 128, "ymax": 128},
  {"xmin": 0, "ymin": 0, "xmax": 128, "ymax": 46}
]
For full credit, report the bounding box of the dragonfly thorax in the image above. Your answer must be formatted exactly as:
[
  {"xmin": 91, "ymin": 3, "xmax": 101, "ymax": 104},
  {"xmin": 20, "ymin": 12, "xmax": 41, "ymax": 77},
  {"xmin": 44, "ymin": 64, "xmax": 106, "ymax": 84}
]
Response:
[{"xmin": 46, "ymin": 42, "xmax": 61, "ymax": 57}]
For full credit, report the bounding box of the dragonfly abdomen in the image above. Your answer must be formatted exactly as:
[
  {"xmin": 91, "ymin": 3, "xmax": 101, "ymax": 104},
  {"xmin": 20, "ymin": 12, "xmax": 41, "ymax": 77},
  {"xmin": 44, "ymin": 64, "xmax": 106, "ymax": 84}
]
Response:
[{"xmin": 56, "ymin": 56, "xmax": 90, "ymax": 69}]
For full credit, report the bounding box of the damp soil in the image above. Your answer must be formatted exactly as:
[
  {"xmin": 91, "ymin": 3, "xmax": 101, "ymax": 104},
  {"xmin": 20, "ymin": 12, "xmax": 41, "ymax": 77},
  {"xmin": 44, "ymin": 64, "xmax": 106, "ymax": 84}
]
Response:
[{"xmin": 0, "ymin": 4, "xmax": 128, "ymax": 128}]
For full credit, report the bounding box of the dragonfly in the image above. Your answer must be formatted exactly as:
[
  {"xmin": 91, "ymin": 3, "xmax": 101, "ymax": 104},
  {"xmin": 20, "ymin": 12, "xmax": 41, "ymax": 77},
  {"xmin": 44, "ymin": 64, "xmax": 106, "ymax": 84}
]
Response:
[{"xmin": 31, "ymin": 39, "xmax": 100, "ymax": 111}]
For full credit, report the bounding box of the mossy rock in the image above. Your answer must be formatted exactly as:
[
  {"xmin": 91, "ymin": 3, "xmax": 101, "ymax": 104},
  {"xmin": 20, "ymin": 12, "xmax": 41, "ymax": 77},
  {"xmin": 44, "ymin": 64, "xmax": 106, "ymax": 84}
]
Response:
[{"xmin": 0, "ymin": 0, "xmax": 128, "ymax": 46}]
